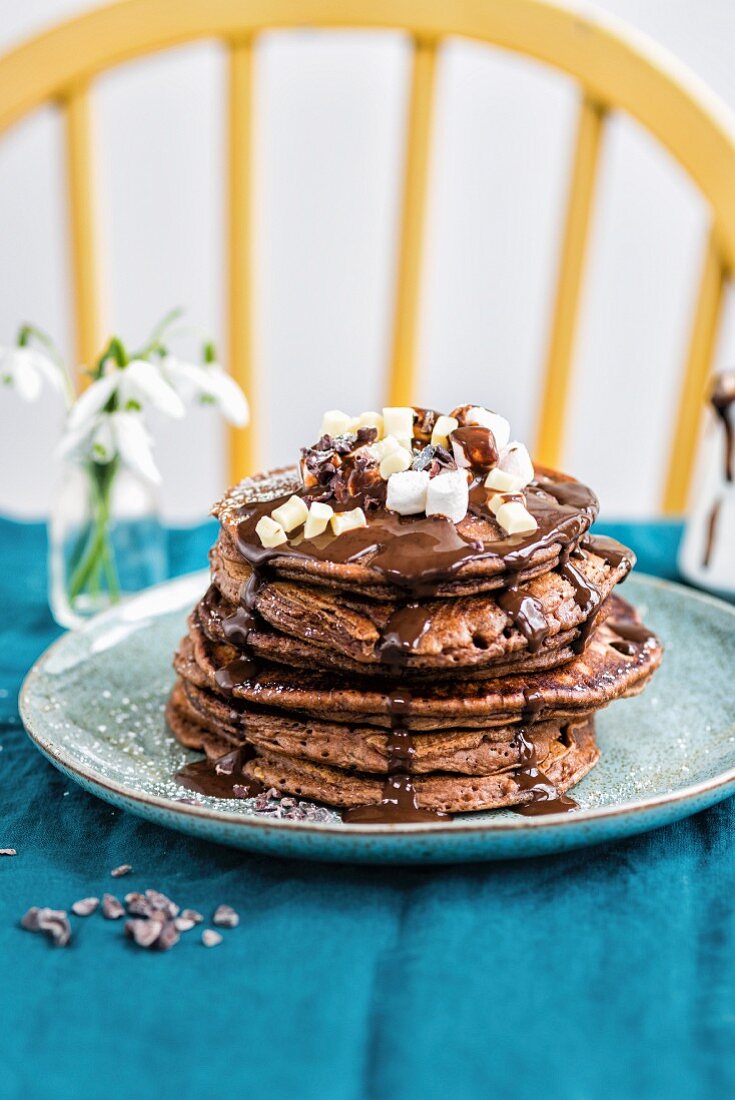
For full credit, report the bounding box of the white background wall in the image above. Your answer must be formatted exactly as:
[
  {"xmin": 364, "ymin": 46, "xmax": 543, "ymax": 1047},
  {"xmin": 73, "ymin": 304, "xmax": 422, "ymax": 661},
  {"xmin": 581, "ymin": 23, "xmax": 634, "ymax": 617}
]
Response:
[{"xmin": 1, "ymin": 0, "xmax": 735, "ymax": 521}]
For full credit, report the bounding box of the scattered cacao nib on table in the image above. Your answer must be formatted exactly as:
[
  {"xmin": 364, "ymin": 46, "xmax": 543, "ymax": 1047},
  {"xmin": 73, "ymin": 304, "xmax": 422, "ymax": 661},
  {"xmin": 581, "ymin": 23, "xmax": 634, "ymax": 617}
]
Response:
[
  {"xmin": 18, "ymin": 878, "xmax": 240, "ymax": 952},
  {"xmin": 110, "ymin": 863, "xmax": 133, "ymax": 878}
]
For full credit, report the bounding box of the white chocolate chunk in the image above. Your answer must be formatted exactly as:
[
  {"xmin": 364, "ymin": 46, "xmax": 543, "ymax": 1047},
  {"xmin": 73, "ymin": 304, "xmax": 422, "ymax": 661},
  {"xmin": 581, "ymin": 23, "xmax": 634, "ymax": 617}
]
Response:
[
  {"xmin": 485, "ymin": 466, "xmax": 526, "ymax": 493},
  {"xmin": 465, "ymin": 407, "xmax": 511, "ymax": 450},
  {"xmin": 386, "ymin": 470, "xmax": 430, "ymax": 516},
  {"xmin": 488, "ymin": 491, "xmax": 525, "ymax": 516},
  {"xmin": 431, "ymin": 415, "xmax": 459, "ymax": 447},
  {"xmin": 425, "ymin": 469, "xmax": 469, "ymax": 524},
  {"xmin": 366, "ymin": 434, "xmax": 401, "ymax": 463},
  {"xmin": 379, "ymin": 446, "xmax": 413, "ymax": 479},
  {"xmin": 271, "ymin": 494, "xmax": 309, "ymax": 533},
  {"xmin": 496, "ymin": 500, "xmax": 538, "ymax": 535},
  {"xmin": 330, "ymin": 507, "xmax": 368, "ymax": 536},
  {"xmin": 303, "ymin": 501, "xmax": 334, "ymax": 539},
  {"xmin": 255, "ymin": 515, "xmax": 288, "ymax": 547},
  {"xmin": 357, "ymin": 411, "xmax": 384, "ymax": 438},
  {"xmin": 498, "ymin": 441, "xmax": 534, "ymax": 485},
  {"xmin": 382, "ymin": 407, "xmax": 414, "ymax": 447},
  {"xmin": 320, "ymin": 409, "xmax": 353, "ymax": 437}
]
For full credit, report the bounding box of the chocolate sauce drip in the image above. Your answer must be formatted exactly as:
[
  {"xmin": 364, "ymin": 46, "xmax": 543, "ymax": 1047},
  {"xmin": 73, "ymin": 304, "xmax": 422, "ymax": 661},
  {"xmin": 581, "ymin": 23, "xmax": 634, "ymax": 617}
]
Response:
[
  {"xmin": 582, "ymin": 534, "xmax": 635, "ymax": 575},
  {"xmin": 221, "ymin": 606, "xmax": 257, "ymax": 648},
  {"xmin": 558, "ymin": 551, "xmax": 602, "ymax": 654},
  {"xmin": 175, "ymin": 746, "xmax": 264, "ymax": 799},
  {"xmin": 377, "ymin": 604, "xmax": 432, "ymax": 666},
  {"xmin": 498, "ymin": 586, "xmax": 550, "ymax": 654},
  {"xmin": 215, "ymin": 656, "xmax": 259, "ymax": 693},
  {"xmin": 610, "ymin": 640, "xmax": 636, "ymax": 657},
  {"xmin": 521, "ymin": 687, "xmax": 545, "ymax": 724},
  {"xmin": 450, "ymin": 425, "xmax": 498, "ymax": 469},
  {"xmin": 343, "ymin": 687, "xmax": 451, "ymax": 824},
  {"xmin": 703, "ymin": 498, "xmax": 722, "ymax": 568},
  {"xmin": 512, "ymin": 729, "xmax": 578, "ymax": 816},
  {"xmin": 607, "ymin": 618, "xmax": 655, "ymax": 647}
]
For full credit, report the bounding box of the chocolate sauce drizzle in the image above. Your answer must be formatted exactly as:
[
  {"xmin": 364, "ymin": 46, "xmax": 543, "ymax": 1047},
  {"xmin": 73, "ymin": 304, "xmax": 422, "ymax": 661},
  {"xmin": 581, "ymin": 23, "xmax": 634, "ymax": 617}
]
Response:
[
  {"xmin": 175, "ymin": 746, "xmax": 264, "ymax": 799},
  {"xmin": 343, "ymin": 688, "xmax": 451, "ymax": 824},
  {"xmin": 512, "ymin": 728, "xmax": 578, "ymax": 816},
  {"xmin": 377, "ymin": 604, "xmax": 433, "ymax": 667}
]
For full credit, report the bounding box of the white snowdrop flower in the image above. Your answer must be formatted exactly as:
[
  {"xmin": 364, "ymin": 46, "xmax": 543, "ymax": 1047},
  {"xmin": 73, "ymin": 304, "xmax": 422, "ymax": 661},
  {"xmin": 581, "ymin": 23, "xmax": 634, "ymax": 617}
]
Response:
[
  {"xmin": 160, "ymin": 355, "xmax": 250, "ymax": 427},
  {"xmin": 0, "ymin": 346, "xmax": 67, "ymax": 402},
  {"xmin": 68, "ymin": 358, "xmax": 185, "ymax": 430},
  {"xmin": 59, "ymin": 410, "xmax": 162, "ymax": 485}
]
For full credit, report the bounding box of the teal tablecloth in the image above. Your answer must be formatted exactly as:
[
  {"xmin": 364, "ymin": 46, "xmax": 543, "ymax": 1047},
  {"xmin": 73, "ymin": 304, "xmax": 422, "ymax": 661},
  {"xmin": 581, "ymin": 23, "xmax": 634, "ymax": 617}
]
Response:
[{"xmin": 2, "ymin": 517, "xmax": 734, "ymax": 1100}]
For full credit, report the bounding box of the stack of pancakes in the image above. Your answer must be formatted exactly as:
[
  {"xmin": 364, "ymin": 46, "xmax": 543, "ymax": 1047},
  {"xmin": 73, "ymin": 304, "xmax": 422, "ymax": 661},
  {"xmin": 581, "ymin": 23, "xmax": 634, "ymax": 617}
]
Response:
[{"xmin": 168, "ymin": 422, "xmax": 662, "ymax": 820}]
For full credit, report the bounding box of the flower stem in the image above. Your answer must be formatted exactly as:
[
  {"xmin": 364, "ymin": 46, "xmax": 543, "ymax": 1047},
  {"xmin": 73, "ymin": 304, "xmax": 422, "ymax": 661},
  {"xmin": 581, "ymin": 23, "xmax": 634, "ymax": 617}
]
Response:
[{"xmin": 66, "ymin": 460, "xmax": 121, "ymax": 605}]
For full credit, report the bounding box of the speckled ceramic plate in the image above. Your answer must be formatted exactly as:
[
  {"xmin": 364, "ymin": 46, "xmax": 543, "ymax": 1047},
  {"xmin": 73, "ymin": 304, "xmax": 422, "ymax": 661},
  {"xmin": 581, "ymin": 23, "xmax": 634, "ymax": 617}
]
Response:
[{"xmin": 19, "ymin": 572, "xmax": 735, "ymax": 864}]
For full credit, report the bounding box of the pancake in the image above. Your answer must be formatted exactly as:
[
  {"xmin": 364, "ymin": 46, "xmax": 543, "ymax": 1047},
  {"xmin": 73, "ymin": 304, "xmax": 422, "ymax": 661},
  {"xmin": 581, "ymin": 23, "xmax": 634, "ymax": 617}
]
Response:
[
  {"xmin": 175, "ymin": 593, "xmax": 662, "ymax": 730},
  {"xmin": 241, "ymin": 720, "xmax": 599, "ymax": 813},
  {"xmin": 214, "ymin": 465, "xmax": 601, "ymax": 599},
  {"xmin": 207, "ymin": 538, "xmax": 631, "ymax": 676},
  {"xmin": 170, "ymin": 677, "xmax": 573, "ymax": 776}
]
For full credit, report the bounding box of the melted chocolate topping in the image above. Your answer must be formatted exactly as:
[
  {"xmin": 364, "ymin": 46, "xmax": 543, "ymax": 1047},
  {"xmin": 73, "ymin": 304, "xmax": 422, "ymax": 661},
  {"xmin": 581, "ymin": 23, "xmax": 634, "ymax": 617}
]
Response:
[
  {"xmin": 175, "ymin": 746, "xmax": 264, "ymax": 799},
  {"xmin": 343, "ymin": 687, "xmax": 451, "ymax": 824},
  {"xmin": 215, "ymin": 656, "xmax": 259, "ymax": 693},
  {"xmin": 607, "ymin": 617, "xmax": 656, "ymax": 648},
  {"xmin": 498, "ymin": 586, "xmax": 550, "ymax": 653},
  {"xmin": 521, "ymin": 687, "xmax": 545, "ymax": 724},
  {"xmin": 450, "ymin": 425, "xmax": 498, "ymax": 469},
  {"xmin": 512, "ymin": 729, "xmax": 578, "ymax": 816},
  {"xmin": 377, "ymin": 604, "xmax": 433, "ymax": 666},
  {"xmin": 233, "ymin": 472, "xmax": 598, "ymax": 600}
]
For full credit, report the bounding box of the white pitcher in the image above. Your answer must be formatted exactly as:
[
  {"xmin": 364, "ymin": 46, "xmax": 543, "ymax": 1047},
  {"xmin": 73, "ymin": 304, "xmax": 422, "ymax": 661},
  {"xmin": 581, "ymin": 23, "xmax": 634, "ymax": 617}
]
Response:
[{"xmin": 678, "ymin": 373, "xmax": 735, "ymax": 598}]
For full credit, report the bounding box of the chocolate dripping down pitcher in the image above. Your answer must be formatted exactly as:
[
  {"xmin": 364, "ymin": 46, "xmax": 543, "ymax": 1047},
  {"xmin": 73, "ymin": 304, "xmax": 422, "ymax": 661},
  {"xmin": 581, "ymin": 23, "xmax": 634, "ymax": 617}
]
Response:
[{"xmin": 678, "ymin": 372, "xmax": 735, "ymax": 597}]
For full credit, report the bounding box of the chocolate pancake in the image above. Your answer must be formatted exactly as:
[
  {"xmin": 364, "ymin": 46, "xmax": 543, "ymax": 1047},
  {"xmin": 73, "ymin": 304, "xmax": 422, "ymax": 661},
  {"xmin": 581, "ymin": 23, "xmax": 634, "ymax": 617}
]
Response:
[
  {"xmin": 239, "ymin": 720, "xmax": 599, "ymax": 813},
  {"xmin": 175, "ymin": 593, "xmax": 661, "ymax": 730},
  {"xmin": 214, "ymin": 465, "xmax": 602, "ymax": 599},
  {"xmin": 169, "ymin": 677, "xmax": 571, "ymax": 776},
  {"xmin": 207, "ymin": 537, "xmax": 631, "ymax": 676}
]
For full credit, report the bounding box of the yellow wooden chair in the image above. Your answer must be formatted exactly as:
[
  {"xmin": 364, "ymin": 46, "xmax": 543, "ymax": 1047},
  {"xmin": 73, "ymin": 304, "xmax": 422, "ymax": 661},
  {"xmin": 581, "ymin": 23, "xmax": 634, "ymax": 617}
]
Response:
[{"xmin": 1, "ymin": 0, "xmax": 734, "ymax": 513}]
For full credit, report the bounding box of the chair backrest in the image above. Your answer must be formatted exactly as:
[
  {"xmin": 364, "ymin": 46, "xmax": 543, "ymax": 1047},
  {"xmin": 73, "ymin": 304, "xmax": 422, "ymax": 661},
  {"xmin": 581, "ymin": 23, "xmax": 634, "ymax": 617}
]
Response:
[{"xmin": 2, "ymin": 0, "xmax": 735, "ymax": 513}]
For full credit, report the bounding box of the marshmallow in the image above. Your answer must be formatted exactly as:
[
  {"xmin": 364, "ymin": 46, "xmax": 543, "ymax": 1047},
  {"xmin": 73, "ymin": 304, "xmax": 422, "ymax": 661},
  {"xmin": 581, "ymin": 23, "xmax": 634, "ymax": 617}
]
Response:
[
  {"xmin": 303, "ymin": 501, "xmax": 334, "ymax": 539},
  {"xmin": 330, "ymin": 507, "xmax": 367, "ymax": 536},
  {"xmin": 485, "ymin": 466, "xmax": 526, "ymax": 493},
  {"xmin": 320, "ymin": 409, "xmax": 353, "ymax": 437},
  {"xmin": 495, "ymin": 500, "xmax": 538, "ymax": 535},
  {"xmin": 431, "ymin": 415, "xmax": 459, "ymax": 448},
  {"xmin": 271, "ymin": 494, "xmax": 308, "ymax": 533},
  {"xmin": 498, "ymin": 441, "xmax": 534, "ymax": 486},
  {"xmin": 357, "ymin": 411, "xmax": 384, "ymax": 438},
  {"xmin": 255, "ymin": 515, "xmax": 287, "ymax": 547},
  {"xmin": 425, "ymin": 469, "xmax": 469, "ymax": 524},
  {"xmin": 382, "ymin": 407, "xmax": 414, "ymax": 447},
  {"xmin": 465, "ymin": 407, "xmax": 511, "ymax": 451},
  {"xmin": 386, "ymin": 470, "xmax": 430, "ymax": 516},
  {"xmin": 379, "ymin": 446, "xmax": 413, "ymax": 479},
  {"xmin": 367, "ymin": 434, "xmax": 401, "ymax": 463}
]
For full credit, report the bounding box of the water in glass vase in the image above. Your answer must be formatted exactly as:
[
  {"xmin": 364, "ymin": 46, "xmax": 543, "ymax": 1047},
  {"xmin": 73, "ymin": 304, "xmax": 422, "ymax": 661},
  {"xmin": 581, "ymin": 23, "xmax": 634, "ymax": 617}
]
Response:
[{"xmin": 49, "ymin": 461, "xmax": 167, "ymax": 629}]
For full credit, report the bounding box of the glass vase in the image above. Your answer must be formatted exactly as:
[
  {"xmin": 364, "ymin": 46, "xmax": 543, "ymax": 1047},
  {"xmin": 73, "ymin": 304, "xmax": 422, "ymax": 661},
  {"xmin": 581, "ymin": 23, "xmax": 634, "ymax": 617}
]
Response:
[{"xmin": 49, "ymin": 460, "xmax": 167, "ymax": 629}]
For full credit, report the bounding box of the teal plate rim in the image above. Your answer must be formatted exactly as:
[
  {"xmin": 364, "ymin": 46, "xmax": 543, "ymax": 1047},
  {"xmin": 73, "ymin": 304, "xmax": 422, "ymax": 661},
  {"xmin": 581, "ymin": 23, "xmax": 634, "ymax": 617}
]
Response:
[{"xmin": 18, "ymin": 571, "xmax": 735, "ymax": 863}]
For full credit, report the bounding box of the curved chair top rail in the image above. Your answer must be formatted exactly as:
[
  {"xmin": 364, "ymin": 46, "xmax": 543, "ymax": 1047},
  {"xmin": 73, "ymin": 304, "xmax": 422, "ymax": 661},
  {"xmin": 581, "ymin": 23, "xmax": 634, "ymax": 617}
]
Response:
[{"xmin": 1, "ymin": 0, "xmax": 734, "ymax": 511}]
